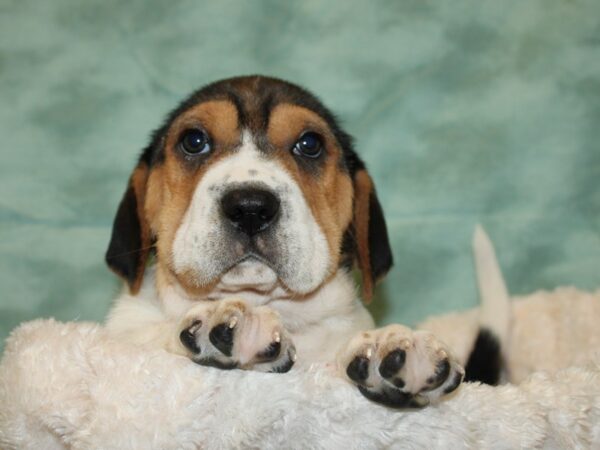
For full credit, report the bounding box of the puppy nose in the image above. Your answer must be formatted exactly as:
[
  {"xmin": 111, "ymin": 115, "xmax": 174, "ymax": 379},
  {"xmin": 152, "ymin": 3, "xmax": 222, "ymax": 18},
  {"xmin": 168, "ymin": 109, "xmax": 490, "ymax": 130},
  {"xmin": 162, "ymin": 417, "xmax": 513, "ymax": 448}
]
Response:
[{"xmin": 221, "ymin": 188, "xmax": 280, "ymax": 236}]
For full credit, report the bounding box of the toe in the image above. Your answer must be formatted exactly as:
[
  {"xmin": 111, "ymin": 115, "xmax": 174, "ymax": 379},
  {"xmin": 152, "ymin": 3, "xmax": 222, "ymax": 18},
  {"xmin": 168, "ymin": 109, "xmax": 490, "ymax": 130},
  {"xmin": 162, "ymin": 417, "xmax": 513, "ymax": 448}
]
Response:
[
  {"xmin": 269, "ymin": 352, "xmax": 295, "ymax": 373},
  {"xmin": 209, "ymin": 323, "xmax": 235, "ymax": 356},
  {"xmin": 257, "ymin": 341, "xmax": 281, "ymax": 361},
  {"xmin": 378, "ymin": 349, "xmax": 406, "ymax": 379},
  {"xmin": 424, "ymin": 358, "xmax": 451, "ymax": 391},
  {"xmin": 442, "ymin": 368, "xmax": 464, "ymax": 394},
  {"xmin": 180, "ymin": 320, "xmax": 202, "ymax": 354},
  {"xmin": 346, "ymin": 355, "xmax": 370, "ymax": 383},
  {"xmin": 358, "ymin": 385, "xmax": 428, "ymax": 409}
]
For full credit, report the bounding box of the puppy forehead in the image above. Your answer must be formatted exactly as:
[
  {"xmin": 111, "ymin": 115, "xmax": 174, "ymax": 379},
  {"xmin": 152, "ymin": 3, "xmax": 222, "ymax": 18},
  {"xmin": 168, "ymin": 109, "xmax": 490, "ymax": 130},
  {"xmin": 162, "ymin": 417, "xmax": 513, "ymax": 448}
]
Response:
[
  {"xmin": 267, "ymin": 104, "xmax": 333, "ymax": 147},
  {"xmin": 169, "ymin": 100, "xmax": 240, "ymax": 145},
  {"xmin": 169, "ymin": 99, "xmax": 333, "ymax": 146}
]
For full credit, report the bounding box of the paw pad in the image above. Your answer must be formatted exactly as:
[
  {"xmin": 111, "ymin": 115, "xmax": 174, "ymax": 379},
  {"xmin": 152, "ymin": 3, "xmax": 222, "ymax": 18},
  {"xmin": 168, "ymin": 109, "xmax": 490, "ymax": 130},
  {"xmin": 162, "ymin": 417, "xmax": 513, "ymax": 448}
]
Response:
[
  {"xmin": 342, "ymin": 325, "xmax": 464, "ymax": 409},
  {"xmin": 179, "ymin": 299, "xmax": 296, "ymax": 373},
  {"xmin": 209, "ymin": 323, "xmax": 235, "ymax": 356},
  {"xmin": 378, "ymin": 349, "xmax": 406, "ymax": 379},
  {"xmin": 180, "ymin": 320, "xmax": 202, "ymax": 354},
  {"xmin": 346, "ymin": 355, "xmax": 370, "ymax": 382}
]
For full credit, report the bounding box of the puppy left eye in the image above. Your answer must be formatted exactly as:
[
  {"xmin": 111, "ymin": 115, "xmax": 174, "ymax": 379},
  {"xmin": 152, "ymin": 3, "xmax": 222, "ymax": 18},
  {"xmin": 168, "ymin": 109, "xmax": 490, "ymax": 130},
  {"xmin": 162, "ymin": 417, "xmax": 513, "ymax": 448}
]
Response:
[
  {"xmin": 292, "ymin": 132, "xmax": 323, "ymax": 158},
  {"xmin": 180, "ymin": 129, "xmax": 211, "ymax": 155}
]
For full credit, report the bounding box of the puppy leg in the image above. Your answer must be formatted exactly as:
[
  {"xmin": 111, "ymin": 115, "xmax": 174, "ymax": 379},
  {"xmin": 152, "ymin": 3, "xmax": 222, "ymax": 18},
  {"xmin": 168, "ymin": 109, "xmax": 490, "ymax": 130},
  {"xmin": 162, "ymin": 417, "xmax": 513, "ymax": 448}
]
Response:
[
  {"xmin": 178, "ymin": 298, "xmax": 296, "ymax": 373},
  {"xmin": 337, "ymin": 325, "xmax": 464, "ymax": 408}
]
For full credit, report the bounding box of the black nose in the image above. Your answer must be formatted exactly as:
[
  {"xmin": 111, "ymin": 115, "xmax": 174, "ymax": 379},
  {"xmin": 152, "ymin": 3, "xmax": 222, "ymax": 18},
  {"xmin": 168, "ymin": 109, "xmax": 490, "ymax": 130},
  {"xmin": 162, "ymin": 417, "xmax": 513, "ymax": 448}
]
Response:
[{"xmin": 221, "ymin": 188, "xmax": 280, "ymax": 236}]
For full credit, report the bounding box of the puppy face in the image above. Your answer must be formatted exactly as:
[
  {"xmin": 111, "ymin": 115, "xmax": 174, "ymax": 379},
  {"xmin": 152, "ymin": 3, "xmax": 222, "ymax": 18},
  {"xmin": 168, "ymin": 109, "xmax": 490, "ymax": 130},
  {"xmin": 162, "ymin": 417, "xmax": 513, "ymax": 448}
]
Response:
[{"xmin": 106, "ymin": 76, "xmax": 392, "ymax": 301}]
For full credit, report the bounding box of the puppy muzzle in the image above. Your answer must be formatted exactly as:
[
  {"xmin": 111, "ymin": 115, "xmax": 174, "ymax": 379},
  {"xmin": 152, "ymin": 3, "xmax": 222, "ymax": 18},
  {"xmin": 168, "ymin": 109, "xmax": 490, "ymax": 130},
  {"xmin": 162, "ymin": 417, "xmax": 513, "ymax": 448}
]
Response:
[{"xmin": 221, "ymin": 187, "xmax": 280, "ymax": 236}]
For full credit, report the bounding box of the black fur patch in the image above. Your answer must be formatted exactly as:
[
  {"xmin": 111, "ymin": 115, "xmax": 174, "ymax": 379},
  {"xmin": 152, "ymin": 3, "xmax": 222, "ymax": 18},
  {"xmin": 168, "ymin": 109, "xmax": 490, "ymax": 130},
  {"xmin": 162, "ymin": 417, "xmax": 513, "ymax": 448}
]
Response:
[
  {"xmin": 368, "ymin": 191, "xmax": 393, "ymax": 281},
  {"xmin": 105, "ymin": 185, "xmax": 142, "ymax": 285},
  {"xmin": 464, "ymin": 328, "xmax": 502, "ymax": 385}
]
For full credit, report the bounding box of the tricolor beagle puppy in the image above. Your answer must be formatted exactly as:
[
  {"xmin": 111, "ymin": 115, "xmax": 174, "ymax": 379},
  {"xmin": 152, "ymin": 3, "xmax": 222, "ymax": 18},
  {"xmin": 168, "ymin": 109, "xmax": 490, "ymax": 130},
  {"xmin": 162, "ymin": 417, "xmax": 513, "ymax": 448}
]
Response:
[{"xmin": 105, "ymin": 75, "xmax": 464, "ymax": 408}]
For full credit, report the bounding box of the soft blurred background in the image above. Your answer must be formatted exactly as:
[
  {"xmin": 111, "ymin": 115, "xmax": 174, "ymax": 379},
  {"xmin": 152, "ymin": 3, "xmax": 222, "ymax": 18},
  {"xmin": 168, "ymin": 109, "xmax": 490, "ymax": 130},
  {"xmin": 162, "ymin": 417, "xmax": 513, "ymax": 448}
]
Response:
[{"xmin": 1, "ymin": 0, "xmax": 599, "ymax": 351}]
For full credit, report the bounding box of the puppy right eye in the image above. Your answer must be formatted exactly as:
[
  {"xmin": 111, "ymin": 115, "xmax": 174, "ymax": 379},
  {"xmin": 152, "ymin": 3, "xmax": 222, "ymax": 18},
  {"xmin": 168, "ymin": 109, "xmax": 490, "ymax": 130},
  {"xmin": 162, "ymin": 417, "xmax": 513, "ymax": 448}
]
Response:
[
  {"xmin": 179, "ymin": 129, "xmax": 211, "ymax": 155},
  {"xmin": 292, "ymin": 132, "xmax": 323, "ymax": 159}
]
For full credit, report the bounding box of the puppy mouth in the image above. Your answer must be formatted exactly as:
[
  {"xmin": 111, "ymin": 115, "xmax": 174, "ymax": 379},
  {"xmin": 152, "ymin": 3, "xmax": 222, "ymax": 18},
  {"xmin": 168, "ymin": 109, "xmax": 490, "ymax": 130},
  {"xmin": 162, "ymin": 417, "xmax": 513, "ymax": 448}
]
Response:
[
  {"xmin": 230, "ymin": 242, "xmax": 275, "ymax": 270},
  {"xmin": 216, "ymin": 253, "xmax": 281, "ymax": 294},
  {"xmin": 227, "ymin": 232, "xmax": 281, "ymax": 272},
  {"xmin": 218, "ymin": 229, "xmax": 281, "ymax": 293}
]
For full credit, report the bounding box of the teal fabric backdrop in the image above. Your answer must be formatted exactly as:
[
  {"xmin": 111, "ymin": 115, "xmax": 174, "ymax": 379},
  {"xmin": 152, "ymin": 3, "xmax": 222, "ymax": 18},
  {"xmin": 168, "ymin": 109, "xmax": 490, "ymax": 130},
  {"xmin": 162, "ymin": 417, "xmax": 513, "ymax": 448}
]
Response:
[{"xmin": 1, "ymin": 0, "xmax": 599, "ymax": 352}]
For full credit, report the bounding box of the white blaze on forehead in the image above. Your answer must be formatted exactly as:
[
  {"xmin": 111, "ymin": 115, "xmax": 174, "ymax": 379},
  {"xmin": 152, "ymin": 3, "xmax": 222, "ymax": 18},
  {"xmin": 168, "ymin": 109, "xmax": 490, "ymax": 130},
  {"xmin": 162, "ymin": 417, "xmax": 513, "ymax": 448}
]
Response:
[{"xmin": 171, "ymin": 131, "xmax": 331, "ymax": 294}]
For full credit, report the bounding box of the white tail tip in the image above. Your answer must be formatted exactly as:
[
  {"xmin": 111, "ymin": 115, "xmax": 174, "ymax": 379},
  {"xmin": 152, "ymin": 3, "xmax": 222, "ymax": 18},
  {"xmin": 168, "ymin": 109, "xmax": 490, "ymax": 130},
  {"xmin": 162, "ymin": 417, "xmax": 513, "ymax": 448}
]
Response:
[{"xmin": 472, "ymin": 224, "xmax": 510, "ymax": 347}]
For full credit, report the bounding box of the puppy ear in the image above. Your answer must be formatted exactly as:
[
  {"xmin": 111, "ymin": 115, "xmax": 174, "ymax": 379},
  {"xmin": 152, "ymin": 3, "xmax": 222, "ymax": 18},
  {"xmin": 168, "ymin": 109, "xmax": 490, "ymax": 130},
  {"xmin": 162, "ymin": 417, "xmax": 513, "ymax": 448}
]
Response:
[
  {"xmin": 352, "ymin": 169, "xmax": 393, "ymax": 303},
  {"xmin": 105, "ymin": 161, "xmax": 152, "ymax": 293}
]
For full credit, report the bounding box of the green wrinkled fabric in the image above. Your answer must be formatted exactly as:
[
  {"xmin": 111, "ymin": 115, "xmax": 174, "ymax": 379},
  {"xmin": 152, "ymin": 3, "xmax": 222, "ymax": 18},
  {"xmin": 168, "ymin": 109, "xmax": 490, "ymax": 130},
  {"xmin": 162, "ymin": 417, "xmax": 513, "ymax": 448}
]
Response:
[{"xmin": 1, "ymin": 0, "xmax": 599, "ymax": 351}]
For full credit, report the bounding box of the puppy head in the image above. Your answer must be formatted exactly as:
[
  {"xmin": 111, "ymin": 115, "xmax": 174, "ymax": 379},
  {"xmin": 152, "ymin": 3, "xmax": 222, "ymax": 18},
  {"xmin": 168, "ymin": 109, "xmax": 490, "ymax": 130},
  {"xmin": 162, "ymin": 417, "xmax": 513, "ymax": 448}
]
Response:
[{"xmin": 105, "ymin": 76, "xmax": 392, "ymax": 301}]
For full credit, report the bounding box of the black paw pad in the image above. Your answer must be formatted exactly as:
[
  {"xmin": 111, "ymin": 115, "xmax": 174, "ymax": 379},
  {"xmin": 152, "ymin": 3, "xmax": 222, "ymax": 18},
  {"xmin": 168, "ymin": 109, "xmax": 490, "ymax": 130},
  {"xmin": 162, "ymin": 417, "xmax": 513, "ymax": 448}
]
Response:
[
  {"xmin": 443, "ymin": 371, "xmax": 463, "ymax": 394},
  {"xmin": 270, "ymin": 355, "xmax": 295, "ymax": 373},
  {"xmin": 180, "ymin": 320, "xmax": 202, "ymax": 354},
  {"xmin": 392, "ymin": 377, "xmax": 405, "ymax": 388},
  {"xmin": 347, "ymin": 355, "xmax": 370, "ymax": 383},
  {"xmin": 197, "ymin": 357, "xmax": 238, "ymax": 370},
  {"xmin": 209, "ymin": 323, "xmax": 235, "ymax": 356},
  {"xmin": 358, "ymin": 385, "xmax": 423, "ymax": 409},
  {"xmin": 378, "ymin": 349, "xmax": 406, "ymax": 379},
  {"xmin": 257, "ymin": 341, "xmax": 281, "ymax": 361},
  {"xmin": 425, "ymin": 359, "xmax": 450, "ymax": 390}
]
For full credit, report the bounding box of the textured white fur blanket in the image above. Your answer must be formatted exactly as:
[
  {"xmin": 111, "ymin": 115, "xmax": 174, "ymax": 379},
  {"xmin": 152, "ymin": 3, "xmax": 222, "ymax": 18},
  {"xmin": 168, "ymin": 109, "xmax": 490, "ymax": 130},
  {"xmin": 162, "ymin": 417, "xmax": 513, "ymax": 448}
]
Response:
[{"xmin": 1, "ymin": 319, "xmax": 599, "ymax": 449}]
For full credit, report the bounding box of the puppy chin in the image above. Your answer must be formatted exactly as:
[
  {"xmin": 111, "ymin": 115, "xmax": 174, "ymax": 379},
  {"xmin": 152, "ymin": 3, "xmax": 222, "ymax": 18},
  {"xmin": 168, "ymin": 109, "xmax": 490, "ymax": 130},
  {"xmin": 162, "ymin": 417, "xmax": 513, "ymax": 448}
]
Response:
[
  {"xmin": 277, "ymin": 270, "xmax": 329, "ymax": 296},
  {"xmin": 216, "ymin": 259, "xmax": 279, "ymax": 293}
]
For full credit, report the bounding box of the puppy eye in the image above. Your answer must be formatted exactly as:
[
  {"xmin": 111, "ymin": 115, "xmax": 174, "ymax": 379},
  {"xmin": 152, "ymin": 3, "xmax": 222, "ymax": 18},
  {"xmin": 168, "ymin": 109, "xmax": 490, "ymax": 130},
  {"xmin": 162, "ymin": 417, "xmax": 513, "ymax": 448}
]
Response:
[
  {"xmin": 292, "ymin": 132, "xmax": 323, "ymax": 159},
  {"xmin": 180, "ymin": 129, "xmax": 211, "ymax": 155}
]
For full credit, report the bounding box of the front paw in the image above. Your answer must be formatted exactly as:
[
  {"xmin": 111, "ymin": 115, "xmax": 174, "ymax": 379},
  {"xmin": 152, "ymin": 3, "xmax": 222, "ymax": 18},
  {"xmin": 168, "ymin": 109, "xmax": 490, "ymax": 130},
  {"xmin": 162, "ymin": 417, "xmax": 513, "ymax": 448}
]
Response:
[
  {"xmin": 179, "ymin": 298, "xmax": 296, "ymax": 373},
  {"xmin": 339, "ymin": 325, "xmax": 464, "ymax": 408}
]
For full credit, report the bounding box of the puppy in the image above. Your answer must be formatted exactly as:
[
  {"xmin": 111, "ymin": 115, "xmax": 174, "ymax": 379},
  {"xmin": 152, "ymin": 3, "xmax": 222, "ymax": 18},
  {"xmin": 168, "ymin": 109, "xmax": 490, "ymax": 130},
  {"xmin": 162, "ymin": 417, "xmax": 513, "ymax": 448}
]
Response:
[{"xmin": 104, "ymin": 75, "xmax": 465, "ymax": 408}]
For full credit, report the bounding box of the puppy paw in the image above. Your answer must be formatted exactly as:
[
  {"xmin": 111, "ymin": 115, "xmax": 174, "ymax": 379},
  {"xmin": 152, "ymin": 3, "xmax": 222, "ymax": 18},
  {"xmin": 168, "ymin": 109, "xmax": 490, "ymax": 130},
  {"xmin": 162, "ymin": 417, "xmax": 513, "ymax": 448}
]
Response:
[
  {"xmin": 178, "ymin": 298, "xmax": 296, "ymax": 373},
  {"xmin": 338, "ymin": 325, "xmax": 464, "ymax": 408}
]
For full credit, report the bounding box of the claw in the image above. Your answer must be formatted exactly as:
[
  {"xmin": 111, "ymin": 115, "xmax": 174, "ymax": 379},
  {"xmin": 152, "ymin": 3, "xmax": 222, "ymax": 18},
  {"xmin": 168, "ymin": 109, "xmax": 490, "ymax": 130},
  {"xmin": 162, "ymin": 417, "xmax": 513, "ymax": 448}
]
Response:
[
  {"xmin": 273, "ymin": 331, "xmax": 281, "ymax": 343},
  {"xmin": 399, "ymin": 339, "xmax": 411, "ymax": 350},
  {"xmin": 228, "ymin": 316, "xmax": 238, "ymax": 329},
  {"xmin": 188, "ymin": 320, "xmax": 202, "ymax": 334}
]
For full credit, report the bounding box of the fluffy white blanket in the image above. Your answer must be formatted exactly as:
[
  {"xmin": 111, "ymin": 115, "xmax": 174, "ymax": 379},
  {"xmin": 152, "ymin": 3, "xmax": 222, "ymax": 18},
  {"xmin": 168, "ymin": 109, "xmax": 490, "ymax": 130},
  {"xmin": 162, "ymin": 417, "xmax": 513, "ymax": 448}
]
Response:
[{"xmin": 1, "ymin": 318, "xmax": 599, "ymax": 449}]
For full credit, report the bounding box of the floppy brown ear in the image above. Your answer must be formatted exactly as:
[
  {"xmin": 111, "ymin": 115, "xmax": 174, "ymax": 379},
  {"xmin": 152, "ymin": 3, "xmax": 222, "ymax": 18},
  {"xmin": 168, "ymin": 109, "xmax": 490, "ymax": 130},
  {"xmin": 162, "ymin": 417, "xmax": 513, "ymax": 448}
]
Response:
[
  {"xmin": 105, "ymin": 161, "xmax": 152, "ymax": 294},
  {"xmin": 352, "ymin": 169, "xmax": 393, "ymax": 303}
]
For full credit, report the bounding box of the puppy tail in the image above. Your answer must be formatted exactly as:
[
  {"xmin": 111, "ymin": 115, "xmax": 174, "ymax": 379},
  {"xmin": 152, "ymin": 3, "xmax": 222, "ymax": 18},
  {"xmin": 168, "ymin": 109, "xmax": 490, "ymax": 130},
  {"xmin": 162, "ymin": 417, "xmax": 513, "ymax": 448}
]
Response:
[{"xmin": 464, "ymin": 224, "xmax": 511, "ymax": 385}]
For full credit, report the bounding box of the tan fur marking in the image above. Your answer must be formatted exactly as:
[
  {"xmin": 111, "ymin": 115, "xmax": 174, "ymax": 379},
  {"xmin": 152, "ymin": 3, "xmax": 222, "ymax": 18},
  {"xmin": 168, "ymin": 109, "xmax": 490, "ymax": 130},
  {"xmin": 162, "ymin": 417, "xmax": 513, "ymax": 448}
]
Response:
[
  {"xmin": 267, "ymin": 104, "xmax": 354, "ymax": 277},
  {"xmin": 353, "ymin": 169, "xmax": 375, "ymax": 302},
  {"xmin": 144, "ymin": 101, "xmax": 241, "ymax": 297},
  {"xmin": 168, "ymin": 100, "xmax": 240, "ymax": 148},
  {"xmin": 125, "ymin": 163, "xmax": 152, "ymax": 294}
]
